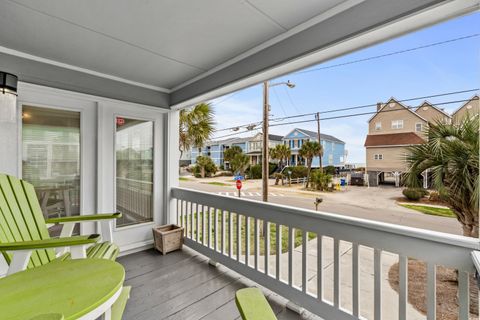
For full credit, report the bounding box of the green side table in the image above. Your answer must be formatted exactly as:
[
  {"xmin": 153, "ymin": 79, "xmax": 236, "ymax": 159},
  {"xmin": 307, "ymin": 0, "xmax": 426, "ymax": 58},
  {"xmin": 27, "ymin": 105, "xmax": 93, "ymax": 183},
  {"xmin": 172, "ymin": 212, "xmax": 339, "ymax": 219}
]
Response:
[{"xmin": 0, "ymin": 259, "xmax": 125, "ymax": 320}]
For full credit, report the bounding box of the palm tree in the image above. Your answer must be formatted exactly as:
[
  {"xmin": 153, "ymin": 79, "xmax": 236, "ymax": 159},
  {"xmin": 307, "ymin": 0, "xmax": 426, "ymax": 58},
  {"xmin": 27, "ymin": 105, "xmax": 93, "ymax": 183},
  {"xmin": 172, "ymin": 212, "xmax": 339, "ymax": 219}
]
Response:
[
  {"xmin": 179, "ymin": 103, "xmax": 215, "ymax": 159},
  {"xmin": 230, "ymin": 153, "xmax": 250, "ymax": 176},
  {"xmin": 224, "ymin": 146, "xmax": 243, "ymax": 162},
  {"xmin": 299, "ymin": 141, "xmax": 322, "ymax": 188},
  {"xmin": 275, "ymin": 144, "xmax": 291, "ymax": 170},
  {"xmin": 404, "ymin": 116, "xmax": 479, "ymax": 237}
]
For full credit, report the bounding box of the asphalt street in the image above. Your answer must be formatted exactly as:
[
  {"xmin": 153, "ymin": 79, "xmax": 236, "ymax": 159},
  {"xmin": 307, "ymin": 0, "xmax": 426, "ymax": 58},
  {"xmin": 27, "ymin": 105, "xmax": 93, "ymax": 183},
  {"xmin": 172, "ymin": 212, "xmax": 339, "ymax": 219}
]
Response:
[{"xmin": 179, "ymin": 178, "xmax": 462, "ymax": 235}]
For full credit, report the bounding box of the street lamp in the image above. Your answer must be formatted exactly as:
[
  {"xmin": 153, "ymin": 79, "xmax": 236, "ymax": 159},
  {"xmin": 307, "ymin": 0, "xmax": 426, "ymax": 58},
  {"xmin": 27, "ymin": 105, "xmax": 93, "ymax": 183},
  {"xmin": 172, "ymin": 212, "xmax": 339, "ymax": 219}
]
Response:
[{"xmin": 262, "ymin": 80, "xmax": 295, "ymax": 202}]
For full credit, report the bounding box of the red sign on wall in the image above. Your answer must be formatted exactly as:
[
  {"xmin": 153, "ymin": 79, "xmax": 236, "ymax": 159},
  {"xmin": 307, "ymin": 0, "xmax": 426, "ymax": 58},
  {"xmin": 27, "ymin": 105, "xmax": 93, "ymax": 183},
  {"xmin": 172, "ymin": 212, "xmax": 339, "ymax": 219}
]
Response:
[{"xmin": 116, "ymin": 117, "xmax": 125, "ymax": 126}]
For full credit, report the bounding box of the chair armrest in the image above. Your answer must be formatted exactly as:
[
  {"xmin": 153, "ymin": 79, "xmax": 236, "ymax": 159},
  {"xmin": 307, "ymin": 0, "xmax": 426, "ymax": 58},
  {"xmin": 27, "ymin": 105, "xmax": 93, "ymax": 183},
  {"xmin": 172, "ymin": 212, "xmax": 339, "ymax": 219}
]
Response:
[
  {"xmin": 235, "ymin": 288, "xmax": 277, "ymax": 320},
  {"xmin": 46, "ymin": 212, "xmax": 122, "ymax": 224},
  {"xmin": 0, "ymin": 234, "xmax": 100, "ymax": 251}
]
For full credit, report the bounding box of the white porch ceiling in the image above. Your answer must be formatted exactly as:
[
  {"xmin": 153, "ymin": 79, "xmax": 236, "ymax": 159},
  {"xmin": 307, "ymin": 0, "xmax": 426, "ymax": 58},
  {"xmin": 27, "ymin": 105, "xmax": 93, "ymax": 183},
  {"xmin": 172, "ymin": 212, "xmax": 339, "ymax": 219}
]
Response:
[
  {"xmin": 0, "ymin": 0, "xmax": 345, "ymax": 90},
  {"xmin": 0, "ymin": 0, "xmax": 477, "ymax": 107}
]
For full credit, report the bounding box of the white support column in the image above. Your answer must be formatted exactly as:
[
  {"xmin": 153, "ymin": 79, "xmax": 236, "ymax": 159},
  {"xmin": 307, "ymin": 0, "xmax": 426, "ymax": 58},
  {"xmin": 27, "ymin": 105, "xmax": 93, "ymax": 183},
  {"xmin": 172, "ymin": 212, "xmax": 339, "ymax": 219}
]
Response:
[
  {"xmin": 0, "ymin": 101, "xmax": 20, "ymax": 176},
  {"xmin": 164, "ymin": 110, "xmax": 180, "ymax": 225}
]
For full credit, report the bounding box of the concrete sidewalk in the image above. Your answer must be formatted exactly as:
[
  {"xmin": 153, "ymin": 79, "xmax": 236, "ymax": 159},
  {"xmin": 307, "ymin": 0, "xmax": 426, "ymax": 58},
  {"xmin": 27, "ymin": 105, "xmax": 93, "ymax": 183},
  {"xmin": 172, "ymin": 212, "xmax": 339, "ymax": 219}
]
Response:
[{"xmin": 242, "ymin": 237, "xmax": 424, "ymax": 320}]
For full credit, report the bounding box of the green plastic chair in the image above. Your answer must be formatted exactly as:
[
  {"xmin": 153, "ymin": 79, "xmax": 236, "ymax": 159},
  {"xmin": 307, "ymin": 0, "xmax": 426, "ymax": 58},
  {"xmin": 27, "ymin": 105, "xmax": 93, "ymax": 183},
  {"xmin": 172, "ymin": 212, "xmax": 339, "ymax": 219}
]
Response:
[
  {"xmin": 26, "ymin": 288, "xmax": 132, "ymax": 320},
  {"xmin": 0, "ymin": 173, "xmax": 121, "ymax": 275},
  {"xmin": 235, "ymin": 288, "xmax": 277, "ymax": 320}
]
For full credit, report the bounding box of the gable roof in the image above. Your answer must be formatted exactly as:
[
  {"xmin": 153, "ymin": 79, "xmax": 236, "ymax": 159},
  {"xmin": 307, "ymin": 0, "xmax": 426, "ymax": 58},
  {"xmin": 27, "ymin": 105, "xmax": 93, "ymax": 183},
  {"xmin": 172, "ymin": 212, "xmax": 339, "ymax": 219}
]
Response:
[
  {"xmin": 415, "ymin": 101, "xmax": 451, "ymax": 118},
  {"xmin": 364, "ymin": 132, "xmax": 424, "ymax": 147},
  {"xmin": 368, "ymin": 98, "xmax": 427, "ymax": 123},
  {"xmin": 283, "ymin": 128, "xmax": 345, "ymax": 144},
  {"xmin": 452, "ymin": 94, "xmax": 479, "ymax": 116}
]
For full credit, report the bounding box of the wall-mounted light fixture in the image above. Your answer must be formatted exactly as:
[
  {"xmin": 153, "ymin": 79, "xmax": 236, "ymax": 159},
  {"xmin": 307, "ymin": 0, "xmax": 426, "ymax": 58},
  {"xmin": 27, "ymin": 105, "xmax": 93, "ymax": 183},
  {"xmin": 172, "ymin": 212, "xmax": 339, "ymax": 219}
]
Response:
[{"xmin": 0, "ymin": 72, "xmax": 18, "ymax": 123}]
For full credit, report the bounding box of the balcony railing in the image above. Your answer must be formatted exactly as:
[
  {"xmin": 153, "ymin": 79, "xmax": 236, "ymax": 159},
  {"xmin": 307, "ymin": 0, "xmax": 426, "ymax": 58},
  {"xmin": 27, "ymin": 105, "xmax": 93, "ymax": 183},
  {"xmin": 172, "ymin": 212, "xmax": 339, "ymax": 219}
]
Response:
[{"xmin": 171, "ymin": 187, "xmax": 479, "ymax": 320}]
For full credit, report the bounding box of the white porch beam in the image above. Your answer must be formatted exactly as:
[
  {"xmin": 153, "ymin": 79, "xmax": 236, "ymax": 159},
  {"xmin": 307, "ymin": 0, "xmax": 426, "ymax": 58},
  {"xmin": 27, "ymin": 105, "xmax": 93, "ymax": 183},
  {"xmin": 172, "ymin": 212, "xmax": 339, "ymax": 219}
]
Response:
[{"xmin": 0, "ymin": 52, "xmax": 170, "ymax": 109}]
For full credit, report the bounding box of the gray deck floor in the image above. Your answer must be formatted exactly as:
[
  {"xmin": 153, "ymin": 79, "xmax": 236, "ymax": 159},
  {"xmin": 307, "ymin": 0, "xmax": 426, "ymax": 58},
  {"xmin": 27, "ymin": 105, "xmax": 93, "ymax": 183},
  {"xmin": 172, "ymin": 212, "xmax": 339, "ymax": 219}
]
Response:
[{"xmin": 118, "ymin": 247, "xmax": 319, "ymax": 320}]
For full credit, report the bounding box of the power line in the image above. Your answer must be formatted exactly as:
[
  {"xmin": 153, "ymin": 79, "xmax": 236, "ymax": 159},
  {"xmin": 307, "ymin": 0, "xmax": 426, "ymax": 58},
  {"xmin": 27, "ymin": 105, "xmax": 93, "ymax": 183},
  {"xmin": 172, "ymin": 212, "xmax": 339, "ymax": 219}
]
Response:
[
  {"xmin": 212, "ymin": 97, "xmax": 475, "ymax": 139},
  {"xmin": 269, "ymin": 98, "xmax": 474, "ymax": 128},
  {"xmin": 293, "ymin": 33, "xmax": 480, "ymax": 75},
  {"xmin": 212, "ymin": 88, "xmax": 478, "ymax": 132},
  {"xmin": 269, "ymin": 88, "xmax": 479, "ymax": 122},
  {"xmin": 210, "ymin": 91, "xmax": 241, "ymax": 106},
  {"xmin": 271, "ymin": 87, "xmax": 288, "ymax": 116},
  {"xmin": 283, "ymin": 85, "xmax": 301, "ymax": 113}
]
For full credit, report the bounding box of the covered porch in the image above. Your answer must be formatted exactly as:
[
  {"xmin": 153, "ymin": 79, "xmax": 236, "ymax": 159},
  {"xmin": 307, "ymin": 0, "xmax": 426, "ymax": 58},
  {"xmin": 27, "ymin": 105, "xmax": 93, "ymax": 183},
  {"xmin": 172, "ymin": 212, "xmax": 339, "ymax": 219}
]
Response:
[{"xmin": 0, "ymin": 0, "xmax": 479, "ymax": 319}]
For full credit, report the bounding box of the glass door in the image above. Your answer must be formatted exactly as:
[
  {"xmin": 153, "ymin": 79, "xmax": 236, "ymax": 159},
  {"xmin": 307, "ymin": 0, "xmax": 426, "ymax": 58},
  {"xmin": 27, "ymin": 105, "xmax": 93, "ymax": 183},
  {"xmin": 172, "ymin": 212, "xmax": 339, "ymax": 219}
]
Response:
[
  {"xmin": 115, "ymin": 117, "xmax": 154, "ymax": 227},
  {"xmin": 98, "ymin": 102, "xmax": 164, "ymax": 250}
]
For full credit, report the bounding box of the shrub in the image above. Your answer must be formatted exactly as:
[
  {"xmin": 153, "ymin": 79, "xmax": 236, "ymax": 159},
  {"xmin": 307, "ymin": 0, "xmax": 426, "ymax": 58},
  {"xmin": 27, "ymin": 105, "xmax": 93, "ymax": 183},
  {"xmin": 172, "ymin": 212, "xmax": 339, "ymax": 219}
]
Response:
[
  {"xmin": 249, "ymin": 164, "xmax": 262, "ymax": 179},
  {"xmin": 310, "ymin": 171, "xmax": 333, "ymax": 191},
  {"xmin": 246, "ymin": 163, "xmax": 278, "ymax": 179},
  {"xmin": 402, "ymin": 188, "xmax": 427, "ymax": 201},
  {"xmin": 428, "ymin": 191, "xmax": 443, "ymax": 202},
  {"xmin": 269, "ymin": 162, "xmax": 278, "ymax": 175},
  {"xmin": 324, "ymin": 165, "xmax": 336, "ymax": 175},
  {"xmin": 193, "ymin": 156, "xmax": 217, "ymax": 178},
  {"xmin": 286, "ymin": 166, "xmax": 309, "ymax": 179}
]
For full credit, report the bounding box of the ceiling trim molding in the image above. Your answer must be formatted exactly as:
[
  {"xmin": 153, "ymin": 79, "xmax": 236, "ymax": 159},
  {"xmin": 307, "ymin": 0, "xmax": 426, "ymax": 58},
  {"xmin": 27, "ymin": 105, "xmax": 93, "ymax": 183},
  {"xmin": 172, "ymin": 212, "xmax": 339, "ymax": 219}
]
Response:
[
  {"xmin": 171, "ymin": 0, "xmax": 365, "ymax": 92},
  {"xmin": 0, "ymin": 45, "xmax": 172, "ymax": 93},
  {"xmin": 18, "ymin": 81, "xmax": 170, "ymax": 112}
]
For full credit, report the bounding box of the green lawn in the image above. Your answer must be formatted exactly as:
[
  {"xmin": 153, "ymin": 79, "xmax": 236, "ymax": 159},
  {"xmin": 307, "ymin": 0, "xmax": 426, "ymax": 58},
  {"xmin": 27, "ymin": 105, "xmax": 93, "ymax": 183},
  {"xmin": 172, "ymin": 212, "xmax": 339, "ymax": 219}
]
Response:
[
  {"xmin": 400, "ymin": 204, "xmax": 455, "ymax": 218},
  {"xmin": 180, "ymin": 211, "xmax": 316, "ymax": 256},
  {"xmin": 179, "ymin": 177, "xmax": 190, "ymax": 181},
  {"xmin": 202, "ymin": 181, "xmax": 230, "ymax": 186}
]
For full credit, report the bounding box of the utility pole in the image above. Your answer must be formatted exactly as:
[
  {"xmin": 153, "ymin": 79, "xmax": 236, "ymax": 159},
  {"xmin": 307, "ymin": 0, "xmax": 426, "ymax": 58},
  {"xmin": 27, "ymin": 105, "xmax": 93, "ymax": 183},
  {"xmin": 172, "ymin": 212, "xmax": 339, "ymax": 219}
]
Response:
[
  {"xmin": 262, "ymin": 80, "xmax": 295, "ymax": 202},
  {"xmin": 262, "ymin": 81, "xmax": 269, "ymax": 202},
  {"xmin": 316, "ymin": 112, "xmax": 323, "ymax": 173}
]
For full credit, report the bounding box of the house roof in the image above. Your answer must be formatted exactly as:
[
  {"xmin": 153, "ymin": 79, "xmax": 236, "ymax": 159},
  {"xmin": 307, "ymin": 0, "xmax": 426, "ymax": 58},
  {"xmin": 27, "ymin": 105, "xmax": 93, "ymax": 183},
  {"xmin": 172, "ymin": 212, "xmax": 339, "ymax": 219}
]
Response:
[
  {"xmin": 204, "ymin": 133, "xmax": 281, "ymax": 147},
  {"xmin": 452, "ymin": 95, "xmax": 479, "ymax": 116},
  {"xmin": 368, "ymin": 98, "xmax": 427, "ymax": 123},
  {"xmin": 283, "ymin": 128, "xmax": 345, "ymax": 144},
  {"xmin": 268, "ymin": 134, "xmax": 284, "ymax": 141},
  {"xmin": 415, "ymin": 101, "xmax": 451, "ymax": 118},
  {"xmin": 364, "ymin": 132, "xmax": 424, "ymax": 147},
  {"xmin": 250, "ymin": 132, "xmax": 283, "ymax": 141},
  {"xmin": 204, "ymin": 136, "xmax": 247, "ymax": 146}
]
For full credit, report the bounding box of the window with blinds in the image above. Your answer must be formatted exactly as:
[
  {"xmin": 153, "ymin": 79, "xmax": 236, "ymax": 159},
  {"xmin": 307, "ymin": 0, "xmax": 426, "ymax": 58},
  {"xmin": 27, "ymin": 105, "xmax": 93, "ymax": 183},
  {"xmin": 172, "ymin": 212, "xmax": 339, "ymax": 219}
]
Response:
[{"xmin": 22, "ymin": 106, "xmax": 81, "ymax": 221}]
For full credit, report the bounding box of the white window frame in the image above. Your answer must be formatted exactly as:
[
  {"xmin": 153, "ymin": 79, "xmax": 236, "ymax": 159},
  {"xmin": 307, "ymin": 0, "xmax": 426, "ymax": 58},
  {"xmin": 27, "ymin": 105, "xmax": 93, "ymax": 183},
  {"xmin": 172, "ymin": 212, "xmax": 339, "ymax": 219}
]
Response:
[
  {"xmin": 391, "ymin": 120, "xmax": 404, "ymax": 129},
  {"xmin": 374, "ymin": 122, "xmax": 382, "ymax": 131},
  {"xmin": 374, "ymin": 154, "xmax": 383, "ymax": 160},
  {"xmin": 415, "ymin": 122, "xmax": 423, "ymax": 132}
]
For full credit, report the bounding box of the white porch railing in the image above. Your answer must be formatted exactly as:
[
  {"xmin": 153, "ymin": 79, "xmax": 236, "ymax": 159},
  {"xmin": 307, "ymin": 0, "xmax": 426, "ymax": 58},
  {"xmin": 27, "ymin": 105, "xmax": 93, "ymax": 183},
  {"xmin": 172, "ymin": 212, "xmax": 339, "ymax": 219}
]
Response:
[
  {"xmin": 116, "ymin": 177, "xmax": 153, "ymax": 221},
  {"xmin": 171, "ymin": 187, "xmax": 479, "ymax": 320}
]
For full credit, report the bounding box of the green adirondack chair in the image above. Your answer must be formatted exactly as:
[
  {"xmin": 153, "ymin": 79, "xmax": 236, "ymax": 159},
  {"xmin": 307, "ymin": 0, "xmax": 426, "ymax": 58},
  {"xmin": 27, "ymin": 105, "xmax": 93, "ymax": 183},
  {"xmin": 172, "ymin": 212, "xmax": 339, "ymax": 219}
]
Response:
[
  {"xmin": 0, "ymin": 173, "xmax": 121, "ymax": 275},
  {"xmin": 235, "ymin": 288, "xmax": 277, "ymax": 320}
]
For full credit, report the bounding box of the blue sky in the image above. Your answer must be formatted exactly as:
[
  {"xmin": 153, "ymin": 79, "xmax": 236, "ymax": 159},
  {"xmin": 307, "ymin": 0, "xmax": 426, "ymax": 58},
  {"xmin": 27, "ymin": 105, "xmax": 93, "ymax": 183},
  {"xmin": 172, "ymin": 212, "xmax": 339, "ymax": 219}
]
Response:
[{"xmin": 209, "ymin": 12, "xmax": 480, "ymax": 164}]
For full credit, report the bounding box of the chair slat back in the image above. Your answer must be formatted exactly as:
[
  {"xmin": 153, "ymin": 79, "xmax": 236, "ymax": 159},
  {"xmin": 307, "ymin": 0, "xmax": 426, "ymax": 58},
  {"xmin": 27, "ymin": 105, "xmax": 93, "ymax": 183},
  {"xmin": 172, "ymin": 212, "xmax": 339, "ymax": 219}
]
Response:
[{"xmin": 0, "ymin": 174, "xmax": 56, "ymax": 267}]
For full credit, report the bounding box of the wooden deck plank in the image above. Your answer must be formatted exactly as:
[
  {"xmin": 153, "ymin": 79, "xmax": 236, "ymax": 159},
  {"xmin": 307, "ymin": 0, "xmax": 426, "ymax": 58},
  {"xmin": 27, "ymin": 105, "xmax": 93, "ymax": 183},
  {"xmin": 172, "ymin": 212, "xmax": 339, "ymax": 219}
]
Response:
[
  {"xmin": 119, "ymin": 247, "xmax": 320, "ymax": 320},
  {"xmin": 166, "ymin": 278, "xmax": 246, "ymax": 320}
]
